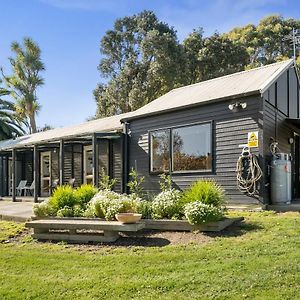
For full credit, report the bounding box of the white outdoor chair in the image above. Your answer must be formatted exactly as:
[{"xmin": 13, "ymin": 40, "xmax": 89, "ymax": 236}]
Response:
[
  {"xmin": 16, "ymin": 180, "xmax": 27, "ymax": 196},
  {"xmin": 23, "ymin": 181, "xmax": 35, "ymax": 196},
  {"xmin": 68, "ymin": 178, "xmax": 75, "ymax": 188},
  {"xmin": 51, "ymin": 179, "xmax": 59, "ymax": 190}
]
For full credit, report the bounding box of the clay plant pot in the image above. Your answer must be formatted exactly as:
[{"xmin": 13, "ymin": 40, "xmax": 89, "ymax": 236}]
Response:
[{"xmin": 115, "ymin": 213, "xmax": 142, "ymax": 224}]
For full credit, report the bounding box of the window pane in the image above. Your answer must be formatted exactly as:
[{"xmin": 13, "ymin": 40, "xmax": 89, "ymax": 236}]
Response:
[
  {"xmin": 151, "ymin": 130, "xmax": 170, "ymax": 172},
  {"xmin": 172, "ymin": 123, "xmax": 212, "ymax": 171}
]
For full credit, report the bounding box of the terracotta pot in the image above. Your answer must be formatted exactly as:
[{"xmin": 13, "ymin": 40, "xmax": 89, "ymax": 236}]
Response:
[{"xmin": 115, "ymin": 213, "xmax": 142, "ymax": 224}]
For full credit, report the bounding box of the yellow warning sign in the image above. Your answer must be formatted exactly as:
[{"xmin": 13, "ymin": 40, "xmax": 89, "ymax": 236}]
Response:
[{"xmin": 248, "ymin": 131, "xmax": 259, "ymax": 148}]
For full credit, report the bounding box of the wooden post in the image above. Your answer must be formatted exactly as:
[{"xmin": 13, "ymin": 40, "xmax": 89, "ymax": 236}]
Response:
[
  {"xmin": 12, "ymin": 149, "xmax": 16, "ymax": 202},
  {"xmin": 59, "ymin": 140, "xmax": 64, "ymax": 186},
  {"xmin": 123, "ymin": 123, "xmax": 129, "ymax": 194},
  {"xmin": 33, "ymin": 145, "xmax": 39, "ymax": 203},
  {"xmin": 92, "ymin": 134, "xmax": 99, "ymax": 187}
]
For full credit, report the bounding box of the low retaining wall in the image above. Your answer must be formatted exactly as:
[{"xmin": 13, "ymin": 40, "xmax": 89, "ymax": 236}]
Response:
[
  {"xmin": 32, "ymin": 217, "xmax": 244, "ymax": 232},
  {"xmin": 143, "ymin": 217, "xmax": 244, "ymax": 232}
]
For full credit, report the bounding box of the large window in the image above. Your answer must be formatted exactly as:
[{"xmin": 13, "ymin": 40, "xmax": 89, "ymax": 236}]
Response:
[
  {"xmin": 172, "ymin": 123, "xmax": 212, "ymax": 171},
  {"xmin": 150, "ymin": 122, "xmax": 212, "ymax": 173}
]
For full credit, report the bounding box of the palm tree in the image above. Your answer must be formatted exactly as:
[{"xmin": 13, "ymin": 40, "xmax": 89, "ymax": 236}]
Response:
[
  {"xmin": 0, "ymin": 88, "xmax": 24, "ymax": 140},
  {"xmin": 1, "ymin": 37, "xmax": 45, "ymax": 133}
]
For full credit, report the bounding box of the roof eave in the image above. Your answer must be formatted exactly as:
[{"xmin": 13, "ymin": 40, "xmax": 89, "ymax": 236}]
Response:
[
  {"xmin": 120, "ymin": 90, "xmax": 261, "ymax": 122},
  {"xmin": 0, "ymin": 128, "xmax": 123, "ymax": 152}
]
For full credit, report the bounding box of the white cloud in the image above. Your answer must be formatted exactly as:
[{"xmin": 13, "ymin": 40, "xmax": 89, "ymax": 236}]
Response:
[
  {"xmin": 39, "ymin": 0, "xmax": 127, "ymax": 13},
  {"xmin": 157, "ymin": 0, "xmax": 289, "ymax": 39}
]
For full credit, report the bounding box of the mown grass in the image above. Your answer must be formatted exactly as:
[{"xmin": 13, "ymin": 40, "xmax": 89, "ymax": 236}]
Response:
[
  {"xmin": 0, "ymin": 221, "xmax": 24, "ymax": 242},
  {"xmin": 0, "ymin": 212, "xmax": 300, "ymax": 299}
]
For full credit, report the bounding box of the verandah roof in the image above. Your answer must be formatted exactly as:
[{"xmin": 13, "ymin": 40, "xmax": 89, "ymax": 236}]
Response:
[{"xmin": 0, "ymin": 112, "xmax": 134, "ymax": 151}]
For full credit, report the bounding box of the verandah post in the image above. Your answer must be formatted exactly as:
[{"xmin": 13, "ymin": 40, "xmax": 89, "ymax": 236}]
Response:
[
  {"xmin": 92, "ymin": 133, "xmax": 99, "ymax": 188},
  {"xmin": 33, "ymin": 145, "xmax": 39, "ymax": 203},
  {"xmin": 59, "ymin": 140, "xmax": 64, "ymax": 186},
  {"xmin": 12, "ymin": 148, "xmax": 16, "ymax": 202}
]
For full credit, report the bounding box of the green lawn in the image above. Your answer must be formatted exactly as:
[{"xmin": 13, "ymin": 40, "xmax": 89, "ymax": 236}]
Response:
[
  {"xmin": 0, "ymin": 212, "xmax": 300, "ymax": 299},
  {"xmin": 0, "ymin": 221, "xmax": 24, "ymax": 242}
]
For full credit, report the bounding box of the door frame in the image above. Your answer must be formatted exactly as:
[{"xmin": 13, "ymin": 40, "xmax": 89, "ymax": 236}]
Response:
[
  {"xmin": 83, "ymin": 145, "xmax": 93, "ymax": 184},
  {"xmin": 40, "ymin": 151, "xmax": 51, "ymax": 197}
]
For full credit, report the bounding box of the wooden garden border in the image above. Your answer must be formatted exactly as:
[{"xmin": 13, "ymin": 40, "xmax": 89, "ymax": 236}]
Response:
[{"xmin": 31, "ymin": 217, "xmax": 244, "ymax": 232}]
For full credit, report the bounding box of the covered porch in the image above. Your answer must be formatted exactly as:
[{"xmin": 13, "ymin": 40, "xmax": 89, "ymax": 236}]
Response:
[
  {"xmin": 0, "ymin": 132, "xmax": 125, "ymax": 202},
  {"xmin": 0, "ymin": 113, "xmax": 132, "ymax": 203}
]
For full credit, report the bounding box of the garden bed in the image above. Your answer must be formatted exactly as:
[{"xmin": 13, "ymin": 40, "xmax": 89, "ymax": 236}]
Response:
[{"xmin": 31, "ymin": 216, "xmax": 244, "ymax": 232}]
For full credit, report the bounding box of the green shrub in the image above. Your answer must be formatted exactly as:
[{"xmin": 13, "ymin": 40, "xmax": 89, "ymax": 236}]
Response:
[
  {"xmin": 73, "ymin": 204, "xmax": 85, "ymax": 217},
  {"xmin": 74, "ymin": 184, "xmax": 98, "ymax": 208},
  {"xmin": 127, "ymin": 168, "xmax": 145, "ymax": 198},
  {"xmin": 33, "ymin": 201, "xmax": 56, "ymax": 217},
  {"xmin": 151, "ymin": 189, "xmax": 182, "ymax": 219},
  {"xmin": 48, "ymin": 185, "xmax": 77, "ymax": 210},
  {"xmin": 159, "ymin": 174, "xmax": 173, "ymax": 192},
  {"xmin": 99, "ymin": 168, "xmax": 117, "ymax": 190},
  {"xmin": 184, "ymin": 202, "xmax": 224, "ymax": 225},
  {"xmin": 181, "ymin": 180, "xmax": 225, "ymax": 207},
  {"xmin": 57, "ymin": 206, "xmax": 74, "ymax": 218},
  {"xmin": 137, "ymin": 200, "xmax": 152, "ymax": 219}
]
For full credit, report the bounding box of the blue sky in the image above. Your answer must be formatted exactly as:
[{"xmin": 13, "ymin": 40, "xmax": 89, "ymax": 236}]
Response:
[{"xmin": 0, "ymin": 0, "xmax": 299, "ymax": 128}]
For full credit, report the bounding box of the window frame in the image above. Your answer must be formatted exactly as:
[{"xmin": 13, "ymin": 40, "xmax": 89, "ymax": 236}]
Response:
[
  {"xmin": 148, "ymin": 121, "xmax": 214, "ymax": 175},
  {"xmin": 149, "ymin": 128, "xmax": 171, "ymax": 174}
]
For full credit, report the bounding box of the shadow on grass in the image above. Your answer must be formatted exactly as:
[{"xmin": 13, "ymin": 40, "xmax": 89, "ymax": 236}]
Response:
[
  {"xmin": 27, "ymin": 221, "xmax": 263, "ymax": 248},
  {"xmin": 112, "ymin": 236, "xmax": 171, "ymax": 247},
  {"xmin": 204, "ymin": 220, "xmax": 263, "ymax": 238}
]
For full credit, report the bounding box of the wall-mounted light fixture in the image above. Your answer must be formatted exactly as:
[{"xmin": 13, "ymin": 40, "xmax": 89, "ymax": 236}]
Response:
[{"xmin": 228, "ymin": 102, "xmax": 247, "ymax": 112}]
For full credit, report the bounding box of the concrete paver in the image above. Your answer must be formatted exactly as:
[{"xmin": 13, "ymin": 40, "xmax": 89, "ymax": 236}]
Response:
[{"xmin": 0, "ymin": 201, "xmax": 34, "ymax": 222}]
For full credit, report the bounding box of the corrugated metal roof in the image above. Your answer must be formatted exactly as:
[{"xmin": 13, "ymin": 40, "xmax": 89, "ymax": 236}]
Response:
[
  {"xmin": 122, "ymin": 59, "xmax": 294, "ymax": 121},
  {"xmin": 0, "ymin": 59, "xmax": 293, "ymax": 151},
  {"xmin": 0, "ymin": 112, "xmax": 134, "ymax": 151}
]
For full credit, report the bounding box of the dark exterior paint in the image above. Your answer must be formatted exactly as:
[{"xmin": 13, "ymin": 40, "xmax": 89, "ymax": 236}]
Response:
[
  {"xmin": 0, "ymin": 138, "xmax": 123, "ymax": 197},
  {"xmin": 128, "ymin": 95, "xmax": 263, "ymax": 205},
  {"xmin": 262, "ymin": 66, "xmax": 300, "ymax": 203},
  {"xmin": 128, "ymin": 65, "xmax": 300, "ymax": 206}
]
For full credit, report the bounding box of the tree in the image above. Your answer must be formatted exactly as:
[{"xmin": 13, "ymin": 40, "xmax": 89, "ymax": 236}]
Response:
[
  {"xmin": 37, "ymin": 124, "xmax": 54, "ymax": 132},
  {"xmin": 1, "ymin": 37, "xmax": 45, "ymax": 133},
  {"xmin": 182, "ymin": 28, "xmax": 204, "ymax": 84},
  {"xmin": 94, "ymin": 10, "xmax": 185, "ymax": 117},
  {"xmin": 0, "ymin": 87, "xmax": 24, "ymax": 140},
  {"xmin": 226, "ymin": 15, "xmax": 300, "ymax": 69},
  {"xmin": 198, "ymin": 33, "xmax": 249, "ymax": 81}
]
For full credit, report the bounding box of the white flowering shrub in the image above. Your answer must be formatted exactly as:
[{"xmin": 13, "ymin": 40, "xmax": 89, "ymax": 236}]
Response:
[
  {"xmin": 33, "ymin": 201, "xmax": 56, "ymax": 218},
  {"xmin": 151, "ymin": 189, "xmax": 182, "ymax": 219},
  {"xmin": 85, "ymin": 190, "xmax": 142, "ymax": 220},
  {"xmin": 184, "ymin": 201, "xmax": 224, "ymax": 225}
]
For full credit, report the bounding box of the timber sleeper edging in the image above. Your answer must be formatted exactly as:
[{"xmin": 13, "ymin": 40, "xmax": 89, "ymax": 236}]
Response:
[
  {"xmin": 26, "ymin": 217, "xmax": 244, "ymax": 243},
  {"xmin": 25, "ymin": 220, "xmax": 145, "ymax": 243}
]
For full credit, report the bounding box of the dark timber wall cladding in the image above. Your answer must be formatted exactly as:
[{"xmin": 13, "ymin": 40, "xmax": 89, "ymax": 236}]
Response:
[
  {"xmin": 128, "ymin": 96, "xmax": 263, "ymax": 205},
  {"xmin": 262, "ymin": 65, "xmax": 300, "ymax": 203}
]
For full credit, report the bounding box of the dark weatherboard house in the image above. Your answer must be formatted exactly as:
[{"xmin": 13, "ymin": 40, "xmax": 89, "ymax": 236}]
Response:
[{"xmin": 0, "ymin": 59, "xmax": 299, "ymax": 209}]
